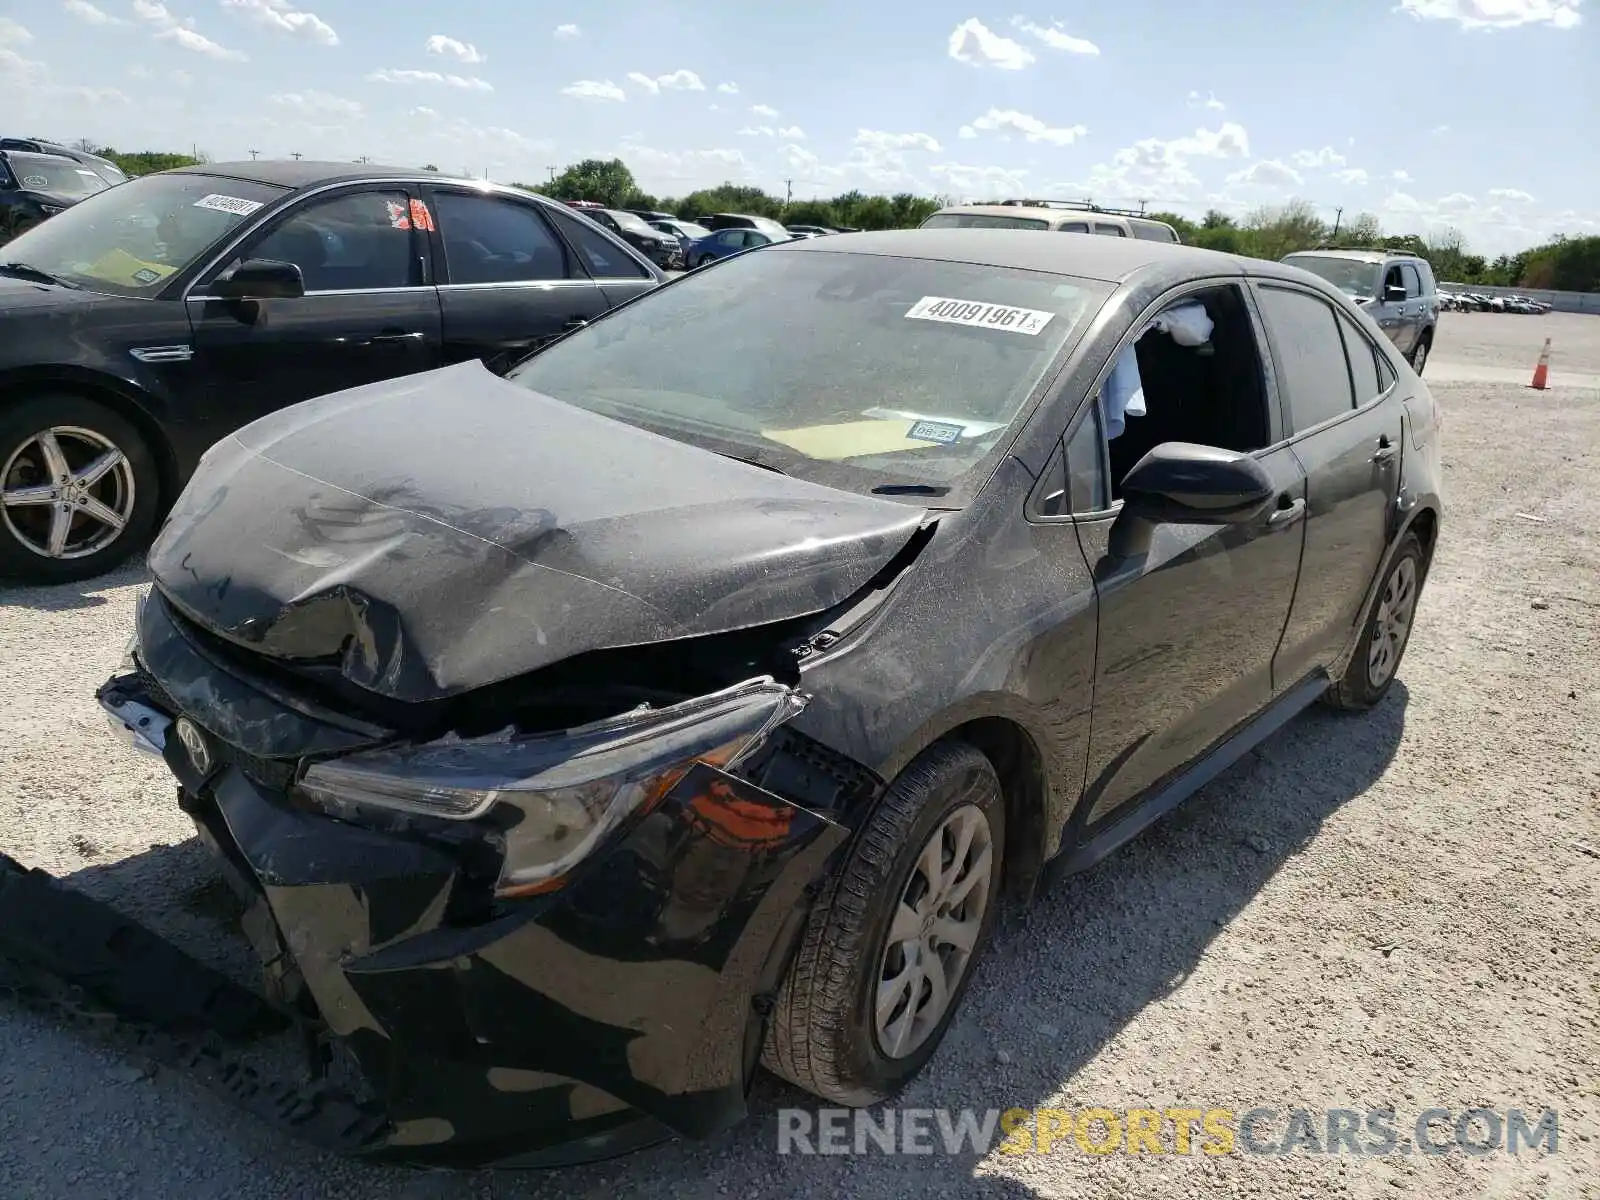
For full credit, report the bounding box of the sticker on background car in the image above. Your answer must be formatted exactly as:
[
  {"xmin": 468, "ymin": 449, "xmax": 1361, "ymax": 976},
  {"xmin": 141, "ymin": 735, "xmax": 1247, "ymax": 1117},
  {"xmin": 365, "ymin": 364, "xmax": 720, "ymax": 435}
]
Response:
[
  {"xmin": 906, "ymin": 419, "xmax": 965, "ymax": 444},
  {"xmin": 192, "ymin": 194, "xmax": 265, "ymax": 217},
  {"xmin": 905, "ymin": 296, "xmax": 1056, "ymax": 335},
  {"xmin": 21, "ymin": 175, "xmax": 49, "ymax": 188}
]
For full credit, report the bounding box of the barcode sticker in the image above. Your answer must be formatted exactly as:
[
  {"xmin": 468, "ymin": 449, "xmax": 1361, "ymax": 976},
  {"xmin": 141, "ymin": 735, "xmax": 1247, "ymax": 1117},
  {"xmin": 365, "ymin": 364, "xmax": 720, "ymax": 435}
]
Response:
[
  {"xmin": 905, "ymin": 296, "xmax": 1055, "ymax": 335},
  {"xmin": 193, "ymin": 193, "xmax": 264, "ymax": 217}
]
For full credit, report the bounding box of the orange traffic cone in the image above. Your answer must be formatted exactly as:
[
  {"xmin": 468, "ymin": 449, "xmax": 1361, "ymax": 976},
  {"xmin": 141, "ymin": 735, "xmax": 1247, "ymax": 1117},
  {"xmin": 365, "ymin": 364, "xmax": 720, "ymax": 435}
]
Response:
[{"xmin": 1528, "ymin": 338, "xmax": 1551, "ymax": 390}]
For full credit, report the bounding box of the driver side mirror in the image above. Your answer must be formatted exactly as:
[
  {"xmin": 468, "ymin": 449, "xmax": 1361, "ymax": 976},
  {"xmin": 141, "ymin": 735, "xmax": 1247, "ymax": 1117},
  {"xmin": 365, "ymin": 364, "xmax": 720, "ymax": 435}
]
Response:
[
  {"xmin": 212, "ymin": 257, "xmax": 305, "ymax": 300},
  {"xmin": 1383, "ymin": 283, "xmax": 1407, "ymax": 302},
  {"xmin": 1119, "ymin": 441, "xmax": 1276, "ymax": 528}
]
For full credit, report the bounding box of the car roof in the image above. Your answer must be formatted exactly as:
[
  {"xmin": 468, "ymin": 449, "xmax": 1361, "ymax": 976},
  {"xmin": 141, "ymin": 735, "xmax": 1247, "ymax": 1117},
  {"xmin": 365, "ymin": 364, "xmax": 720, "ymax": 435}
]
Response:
[
  {"xmin": 1284, "ymin": 248, "xmax": 1396, "ymax": 264},
  {"xmin": 168, "ymin": 160, "xmax": 458, "ymax": 189},
  {"xmin": 779, "ymin": 227, "xmax": 1255, "ymax": 283}
]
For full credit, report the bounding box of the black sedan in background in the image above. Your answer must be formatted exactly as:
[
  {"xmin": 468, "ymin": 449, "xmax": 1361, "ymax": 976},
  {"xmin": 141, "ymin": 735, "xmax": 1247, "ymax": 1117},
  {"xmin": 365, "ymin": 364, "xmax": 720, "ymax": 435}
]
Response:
[
  {"xmin": 96, "ymin": 230, "xmax": 1440, "ymax": 1166},
  {"xmin": 0, "ymin": 148, "xmax": 115, "ymax": 240},
  {"xmin": 579, "ymin": 207, "xmax": 684, "ymax": 269},
  {"xmin": 0, "ymin": 160, "xmax": 661, "ymax": 583}
]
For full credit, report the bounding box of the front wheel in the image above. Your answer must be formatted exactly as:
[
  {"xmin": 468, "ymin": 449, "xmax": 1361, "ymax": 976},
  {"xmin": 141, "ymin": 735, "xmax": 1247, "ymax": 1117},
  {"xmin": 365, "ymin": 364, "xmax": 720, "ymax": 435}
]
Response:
[
  {"xmin": 0, "ymin": 395, "xmax": 162, "ymax": 583},
  {"xmin": 763, "ymin": 741, "xmax": 1005, "ymax": 1105}
]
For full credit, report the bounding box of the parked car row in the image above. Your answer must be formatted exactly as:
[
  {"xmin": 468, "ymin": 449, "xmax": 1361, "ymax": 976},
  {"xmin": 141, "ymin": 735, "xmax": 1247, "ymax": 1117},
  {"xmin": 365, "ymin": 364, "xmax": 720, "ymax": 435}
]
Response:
[
  {"xmin": 1440, "ymin": 290, "xmax": 1550, "ymax": 313},
  {"xmin": 562, "ymin": 199, "xmax": 851, "ymax": 270}
]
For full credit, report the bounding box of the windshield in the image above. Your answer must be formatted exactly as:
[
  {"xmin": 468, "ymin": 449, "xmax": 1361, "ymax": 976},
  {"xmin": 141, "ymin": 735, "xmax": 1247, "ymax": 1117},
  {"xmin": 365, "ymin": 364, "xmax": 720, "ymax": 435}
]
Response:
[
  {"xmin": 675, "ymin": 221, "xmax": 711, "ymax": 239},
  {"xmin": 607, "ymin": 210, "xmax": 657, "ymax": 236},
  {"xmin": 1285, "ymin": 255, "xmax": 1382, "ymax": 300},
  {"xmin": 7, "ymin": 153, "xmax": 110, "ymax": 198},
  {"xmin": 0, "ymin": 172, "xmax": 288, "ymax": 297},
  {"xmin": 507, "ymin": 247, "xmax": 1112, "ymax": 503},
  {"xmin": 922, "ymin": 212, "xmax": 1051, "ymax": 231}
]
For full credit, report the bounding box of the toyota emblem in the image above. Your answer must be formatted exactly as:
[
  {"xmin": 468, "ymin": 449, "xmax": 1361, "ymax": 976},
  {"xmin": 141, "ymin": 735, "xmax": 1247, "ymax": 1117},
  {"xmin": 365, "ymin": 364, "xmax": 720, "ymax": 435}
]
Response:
[{"xmin": 174, "ymin": 717, "xmax": 213, "ymax": 775}]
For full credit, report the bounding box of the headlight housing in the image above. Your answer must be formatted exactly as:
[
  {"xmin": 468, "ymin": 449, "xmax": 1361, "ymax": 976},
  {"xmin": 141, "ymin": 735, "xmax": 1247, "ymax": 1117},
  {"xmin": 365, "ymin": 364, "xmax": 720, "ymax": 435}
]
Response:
[{"xmin": 297, "ymin": 676, "xmax": 807, "ymax": 897}]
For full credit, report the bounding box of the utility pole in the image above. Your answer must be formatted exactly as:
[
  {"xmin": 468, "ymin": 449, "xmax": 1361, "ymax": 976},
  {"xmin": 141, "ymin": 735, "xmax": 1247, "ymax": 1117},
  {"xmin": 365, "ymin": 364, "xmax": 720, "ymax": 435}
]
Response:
[
  {"xmin": 1137, "ymin": 198, "xmax": 1147, "ymax": 215},
  {"xmin": 291, "ymin": 151, "xmax": 303, "ymax": 160},
  {"xmin": 545, "ymin": 165, "xmax": 558, "ymax": 182},
  {"xmin": 783, "ymin": 178, "xmax": 792, "ymax": 207},
  {"xmin": 358, "ymin": 155, "xmax": 371, "ymax": 164},
  {"xmin": 248, "ymin": 148, "xmax": 260, "ymax": 160},
  {"xmin": 1331, "ymin": 207, "xmax": 1343, "ymax": 239}
]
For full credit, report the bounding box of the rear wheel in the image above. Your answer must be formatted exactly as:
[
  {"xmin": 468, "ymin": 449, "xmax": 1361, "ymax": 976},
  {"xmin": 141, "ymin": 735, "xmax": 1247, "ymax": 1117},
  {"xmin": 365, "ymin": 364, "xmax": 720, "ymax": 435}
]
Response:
[
  {"xmin": 1325, "ymin": 531, "xmax": 1426, "ymax": 711},
  {"xmin": 0, "ymin": 395, "xmax": 162, "ymax": 583},
  {"xmin": 1410, "ymin": 332, "xmax": 1432, "ymax": 375},
  {"xmin": 763, "ymin": 741, "xmax": 1005, "ymax": 1105}
]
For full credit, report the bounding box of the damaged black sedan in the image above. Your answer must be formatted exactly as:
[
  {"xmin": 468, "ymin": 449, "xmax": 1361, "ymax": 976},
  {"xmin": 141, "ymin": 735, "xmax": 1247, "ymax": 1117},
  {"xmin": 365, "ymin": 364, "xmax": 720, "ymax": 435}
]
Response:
[{"xmin": 96, "ymin": 229, "xmax": 1442, "ymax": 1166}]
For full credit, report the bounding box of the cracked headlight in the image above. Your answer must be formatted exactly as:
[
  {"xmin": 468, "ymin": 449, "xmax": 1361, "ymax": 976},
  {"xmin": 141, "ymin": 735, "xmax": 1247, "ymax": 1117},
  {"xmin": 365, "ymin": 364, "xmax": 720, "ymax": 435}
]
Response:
[{"xmin": 297, "ymin": 677, "xmax": 807, "ymax": 897}]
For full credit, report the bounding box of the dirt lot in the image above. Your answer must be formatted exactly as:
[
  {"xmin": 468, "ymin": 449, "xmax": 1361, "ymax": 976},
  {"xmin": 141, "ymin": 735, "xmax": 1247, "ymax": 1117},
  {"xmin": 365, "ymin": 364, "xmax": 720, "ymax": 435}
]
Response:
[{"xmin": 1, "ymin": 313, "xmax": 1596, "ymax": 1199}]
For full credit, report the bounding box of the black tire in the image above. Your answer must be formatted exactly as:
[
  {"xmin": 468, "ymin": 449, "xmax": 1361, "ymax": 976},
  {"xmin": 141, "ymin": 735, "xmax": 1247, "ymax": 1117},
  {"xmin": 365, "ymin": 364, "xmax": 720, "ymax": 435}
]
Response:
[
  {"xmin": 1325, "ymin": 531, "xmax": 1426, "ymax": 711},
  {"xmin": 762, "ymin": 741, "xmax": 1006, "ymax": 1105},
  {"xmin": 1410, "ymin": 331, "xmax": 1432, "ymax": 375},
  {"xmin": 0, "ymin": 394, "xmax": 162, "ymax": 584}
]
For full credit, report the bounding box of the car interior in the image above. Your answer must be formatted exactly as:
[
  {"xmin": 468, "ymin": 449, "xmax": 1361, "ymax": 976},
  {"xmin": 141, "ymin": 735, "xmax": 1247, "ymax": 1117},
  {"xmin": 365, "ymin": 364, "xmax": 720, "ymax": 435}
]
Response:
[
  {"xmin": 1104, "ymin": 285, "xmax": 1271, "ymax": 500},
  {"xmin": 253, "ymin": 214, "xmax": 417, "ymax": 293}
]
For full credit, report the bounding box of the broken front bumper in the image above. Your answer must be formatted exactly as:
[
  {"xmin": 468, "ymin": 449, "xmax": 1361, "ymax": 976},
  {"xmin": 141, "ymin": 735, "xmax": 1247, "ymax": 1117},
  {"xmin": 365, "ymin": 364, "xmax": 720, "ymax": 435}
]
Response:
[{"xmin": 93, "ymin": 599, "xmax": 861, "ymax": 1167}]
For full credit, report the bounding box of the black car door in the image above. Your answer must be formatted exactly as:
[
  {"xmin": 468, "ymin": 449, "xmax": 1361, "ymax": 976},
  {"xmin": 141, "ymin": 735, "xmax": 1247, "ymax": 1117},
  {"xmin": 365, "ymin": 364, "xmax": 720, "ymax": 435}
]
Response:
[
  {"xmin": 184, "ymin": 184, "xmax": 442, "ymax": 429},
  {"xmin": 424, "ymin": 187, "xmax": 620, "ymax": 373},
  {"xmin": 1255, "ymin": 284, "xmax": 1406, "ymax": 687},
  {"xmin": 1070, "ymin": 282, "xmax": 1308, "ymax": 825}
]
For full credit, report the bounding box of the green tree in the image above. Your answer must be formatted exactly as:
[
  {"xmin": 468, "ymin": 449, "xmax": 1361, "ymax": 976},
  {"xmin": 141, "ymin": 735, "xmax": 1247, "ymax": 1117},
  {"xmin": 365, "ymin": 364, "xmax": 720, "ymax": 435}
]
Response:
[
  {"xmin": 545, "ymin": 158, "xmax": 638, "ymax": 208},
  {"xmin": 784, "ymin": 199, "xmax": 839, "ymax": 227}
]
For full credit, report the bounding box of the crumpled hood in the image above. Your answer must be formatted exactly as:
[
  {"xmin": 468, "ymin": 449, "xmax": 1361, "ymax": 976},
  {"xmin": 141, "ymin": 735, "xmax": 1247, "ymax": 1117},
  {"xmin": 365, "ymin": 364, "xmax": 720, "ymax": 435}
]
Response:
[{"xmin": 148, "ymin": 361, "xmax": 928, "ymax": 703}]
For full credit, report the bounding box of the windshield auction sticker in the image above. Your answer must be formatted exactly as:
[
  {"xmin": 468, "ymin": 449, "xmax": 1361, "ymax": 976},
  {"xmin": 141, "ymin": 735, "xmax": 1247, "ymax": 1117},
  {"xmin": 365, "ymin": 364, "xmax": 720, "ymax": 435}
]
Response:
[
  {"xmin": 193, "ymin": 193, "xmax": 265, "ymax": 217},
  {"xmin": 906, "ymin": 296, "xmax": 1055, "ymax": 335}
]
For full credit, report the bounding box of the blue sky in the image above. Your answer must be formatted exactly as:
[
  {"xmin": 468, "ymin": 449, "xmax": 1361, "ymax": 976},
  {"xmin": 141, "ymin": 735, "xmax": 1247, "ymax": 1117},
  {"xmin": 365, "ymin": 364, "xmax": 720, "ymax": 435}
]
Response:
[{"xmin": 2, "ymin": 0, "xmax": 1593, "ymax": 255}]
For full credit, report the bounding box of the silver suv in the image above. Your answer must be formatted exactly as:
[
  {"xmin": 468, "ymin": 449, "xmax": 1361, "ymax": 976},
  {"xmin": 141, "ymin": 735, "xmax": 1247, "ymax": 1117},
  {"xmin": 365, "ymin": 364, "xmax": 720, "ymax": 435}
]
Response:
[
  {"xmin": 922, "ymin": 202, "xmax": 1181, "ymax": 243},
  {"xmin": 1281, "ymin": 248, "xmax": 1438, "ymax": 374}
]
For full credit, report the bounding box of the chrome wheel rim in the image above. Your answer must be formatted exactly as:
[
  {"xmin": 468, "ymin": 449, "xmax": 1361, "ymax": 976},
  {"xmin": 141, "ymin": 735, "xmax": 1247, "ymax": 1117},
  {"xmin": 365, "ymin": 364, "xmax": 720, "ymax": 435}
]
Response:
[
  {"xmin": 875, "ymin": 803, "xmax": 993, "ymax": 1060},
  {"xmin": 1413, "ymin": 341, "xmax": 1428, "ymax": 372},
  {"xmin": 1, "ymin": 425, "xmax": 136, "ymax": 560},
  {"xmin": 1367, "ymin": 556, "xmax": 1418, "ymax": 688}
]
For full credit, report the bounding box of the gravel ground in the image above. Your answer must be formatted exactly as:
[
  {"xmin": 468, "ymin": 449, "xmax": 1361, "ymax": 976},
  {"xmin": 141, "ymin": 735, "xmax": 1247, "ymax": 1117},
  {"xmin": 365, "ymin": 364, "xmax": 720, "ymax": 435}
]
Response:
[{"xmin": 1, "ymin": 313, "xmax": 1596, "ymax": 1199}]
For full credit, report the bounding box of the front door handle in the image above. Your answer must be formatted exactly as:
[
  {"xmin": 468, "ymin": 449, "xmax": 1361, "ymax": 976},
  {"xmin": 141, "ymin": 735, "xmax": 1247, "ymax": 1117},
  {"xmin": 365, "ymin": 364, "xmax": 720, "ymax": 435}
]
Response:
[
  {"xmin": 1372, "ymin": 436, "xmax": 1398, "ymax": 464},
  {"xmin": 562, "ymin": 317, "xmax": 589, "ymax": 331},
  {"xmin": 370, "ymin": 330, "xmax": 426, "ymax": 345},
  {"xmin": 1268, "ymin": 496, "xmax": 1306, "ymax": 527}
]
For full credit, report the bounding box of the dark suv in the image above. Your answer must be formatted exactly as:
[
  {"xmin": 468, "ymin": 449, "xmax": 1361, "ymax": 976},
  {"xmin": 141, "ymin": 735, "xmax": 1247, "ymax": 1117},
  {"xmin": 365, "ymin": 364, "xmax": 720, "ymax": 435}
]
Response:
[
  {"xmin": 1282, "ymin": 249, "xmax": 1438, "ymax": 374},
  {"xmin": 579, "ymin": 208, "xmax": 683, "ymax": 269},
  {"xmin": 0, "ymin": 149, "xmax": 117, "ymax": 241}
]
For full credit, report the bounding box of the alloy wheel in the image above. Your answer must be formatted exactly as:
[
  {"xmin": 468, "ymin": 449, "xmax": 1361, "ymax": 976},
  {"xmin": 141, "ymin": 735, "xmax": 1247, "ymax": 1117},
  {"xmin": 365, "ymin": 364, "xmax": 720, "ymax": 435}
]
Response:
[
  {"xmin": 1413, "ymin": 340, "xmax": 1429, "ymax": 374},
  {"xmin": 1, "ymin": 425, "xmax": 138, "ymax": 560},
  {"xmin": 1367, "ymin": 555, "xmax": 1418, "ymax": 688},
  {"xmin": 874, "ymin": 803, "xmax": 994, "ymax": 1060}
]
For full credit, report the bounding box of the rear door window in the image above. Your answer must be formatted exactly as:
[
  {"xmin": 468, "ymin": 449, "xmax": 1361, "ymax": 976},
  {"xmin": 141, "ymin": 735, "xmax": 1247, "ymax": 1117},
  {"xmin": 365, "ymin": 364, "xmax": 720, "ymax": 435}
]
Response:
[
  {"xmin": 1059, "ymin": 221, "xmax": 1091, "ymax": 233},
  {"xmin": 1399, "ymin": 263, "xmax": 1423, "ymax": 298},
  {"xmin": 431, "ymin": 191, "xmax": 570, "ymax": 285},
  {"xmin": 1336, "ymin": 310, "xmax": 1383, "ymax": 405},
  {"xmin": 1092, "ymin": 223, "xmax": 1125, "ymax": 237},
  {"xmin": 545, "ymin": 206, "xmax": 652, "ymax": 279},
  {"xmin": 1255, "ymin": 285, "xmax": 1356, "ymax": 433}
]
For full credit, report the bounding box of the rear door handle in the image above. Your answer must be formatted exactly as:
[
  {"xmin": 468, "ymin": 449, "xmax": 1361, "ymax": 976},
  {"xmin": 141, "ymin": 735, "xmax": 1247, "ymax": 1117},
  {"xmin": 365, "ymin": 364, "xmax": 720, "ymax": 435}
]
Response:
[
  {"xmin": 1372, "ymin": 436, "xmax": 1398, "ymax": 464},
  {"xmin": 370, "ymin": 330, "xmax": 426, "ymax": 345},
  {"xmin": 562, "ymin": 317, "xmax": 589, "ymax": 331},
  {"xmin": 1268, "ymin": 497, "xmax": 1306, "ymax": 527}
]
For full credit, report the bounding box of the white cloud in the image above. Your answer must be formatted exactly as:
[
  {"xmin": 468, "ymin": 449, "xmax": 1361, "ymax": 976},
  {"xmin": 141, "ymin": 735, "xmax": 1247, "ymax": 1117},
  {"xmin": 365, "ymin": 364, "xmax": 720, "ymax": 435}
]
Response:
[
  {"xmin": 627, "ymin": 69, "xmax": 705, "ymax": 93},
  {"xmin": 778, "ymin": 125, "xmax": 805, "ymax": 140},
  {"xmin": 1086, "ymin": 121, "xmax": 1250, "ymax": 197},
  {"xmin": 366, "ymin": 68, "xmax": 492, "ymax": 91},
  {"xmin": 553, "ymin": 23, "xmax": 579, "ymax": 38},
  {"xmin": 132, "ymin": 1, "xmax": 250, "ymax": 58},
  {"xmin": 0, "ymin": 16, "xmax": 32, "ymax": 43},
  {"xmin": 1011, "ymin": 16, "xmax": 1100, "ymax": 54},
  {"xmin": 1393, "ymin": 169, "xmax": 1413, "ymax": 181},
  {"xmin": 1188, "ymin": 89, "xmax": 1226, "ymax": 111},
  {"xmin": 1431, "ymin": 124, "xmax": 1450, "ymax": 134},
  {"xmin": 947, "ymin": 18, "xmax": 1035, "ymax": 69},
  {"xmin": 560, "ymin": 78, "xmax": 625, "ymax": 101},
  {"xmin": 969, "ymin": 108, "xmax": 1087, "ymax": 146},
  {"xmin": 958, "ymin": 124, "xmax": 977, "ymax": 139},
  {"xmin": 425, "ymin": 34, "xmax": 485, "ymax": 63},
  {"xmin": 1291, "ymin": 145, "xmax": 1347, "ymax": 168},
  {"xmin": 856, "ymin": 129, "xmax": 942, "ymax": 153},
  {"xmin": 220, "ymin": 0, "xmax": 337, "ymax": 46},
  {"xmin": 716, "ymin": 81, "xmax": 738, "ymax": 93},
  {"xmin": 1226, "ymin": 159, "xmax": 1304, "ymax": 188},
  {"xmin": 268, "ymin": 89, "xmax": 362, "ymax": 120},
  {"xmin": 159, "ymin": 26, "xmax": 247, "ymax": 59},
  {"xmin": 64, "ymin": 1, "xmax": 126, "ymax": 26},
  {"xmin": 1382, "ymin": 191, "xmax": 1424, "ymax": 213},
  {"xmin": 1488, "ymin": 186, "xmax": 1536, "ymax": 202},
  {"xmin": 1396, "ymin": 0, "xmax": 1581, "ymax": 29},
  {"xmin": 750, "ymin": 102, "xmax": 778, "ymax": 116},
  {"xmin": 738, "ymin": 124, "xmax": 807, "ymax": 140},
  {"xmin": 1334, "ymin": 167, "xmax": 1370, "ymax": 185},
  {"xmin": 1435, "ymin": 192, "xmax": 1476, "ymax": 212},
  {"xmin": 929, "ymin": 161, "xmax": 1031, "ymax": 197}
]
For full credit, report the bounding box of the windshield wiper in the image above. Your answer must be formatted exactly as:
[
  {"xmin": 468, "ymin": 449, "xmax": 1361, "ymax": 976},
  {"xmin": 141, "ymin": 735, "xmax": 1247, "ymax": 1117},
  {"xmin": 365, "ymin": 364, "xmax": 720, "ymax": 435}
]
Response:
[
  {"xmin": 719, "ymin": 452, "xmax": 787, "ymax": 475},
  {"xmin": 0, "ymin": 262, "xmax": 78, "ymax": 288},
  {"xmin": 871, "ymin": 483, "xmax": 950, "ymax": 496}
]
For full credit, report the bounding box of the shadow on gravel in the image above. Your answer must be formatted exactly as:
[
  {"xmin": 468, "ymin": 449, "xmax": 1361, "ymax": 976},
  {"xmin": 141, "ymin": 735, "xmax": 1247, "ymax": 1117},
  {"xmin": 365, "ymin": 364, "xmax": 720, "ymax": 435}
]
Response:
[
  {"xmin": 6, "ymin": 682, "xmax": 1409, "ymax": 1199},
  {"xmin": 0, "ymin": 561, "xmax": 149, "ymax": 611}
]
